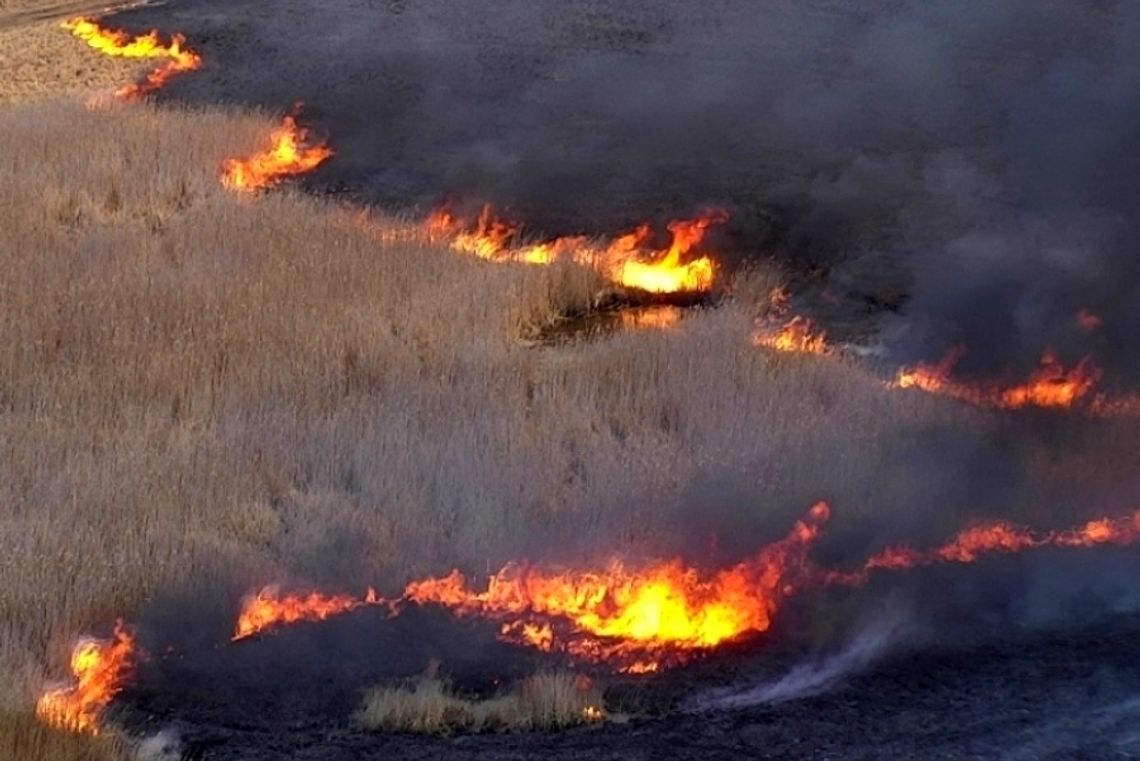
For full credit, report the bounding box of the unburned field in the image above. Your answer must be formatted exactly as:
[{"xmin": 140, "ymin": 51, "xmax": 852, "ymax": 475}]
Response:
[{"xmin": 3, "ymin": 5, "xmax": 1140, "ymax": 760}]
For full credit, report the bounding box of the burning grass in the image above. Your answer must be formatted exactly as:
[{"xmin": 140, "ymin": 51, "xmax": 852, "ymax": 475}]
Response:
[{"xmin": 357, "ymin": 672, "xmax": 605, "ymax": 734}]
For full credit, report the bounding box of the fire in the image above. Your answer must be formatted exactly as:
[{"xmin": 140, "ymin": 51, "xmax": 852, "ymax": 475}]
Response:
[
  {"xmin": 892, "ymin": 348, "xmax": 1102, "ymax": 410},
  {"xmin": 220, "ymin": 111, "xmax": 335, "ymax": 193},
  {"xmin": 425, "ymin": 205, "xmax": 724, "ymax": 294},
  {"xmin": 752, "ymin": 287, "xmax": 830, "ymax": 355},
  {"xmin": 828, "ymin": 509, "xmax": 1140, "ymax": 584},
  {"xmin": 613, "ymin": 212, "xmax": 723, "ymax": 294},
  {"xmin": 233, "ymin": 586, "xmax": 381, "ymax": 640},
  {"xmin": 36, "ymin": 622, "xmax": 134, "ymax": 734},
  {"xmin": 754, "ymin": 315, "xmax": 830, "ymax": 354},
  {"xmin": 403, "ymin": 502, "xmax": 831, "ymax": 670},
  {"xmin": 62, "ymin": 17, "xmax": 202, "ymax": 99}
]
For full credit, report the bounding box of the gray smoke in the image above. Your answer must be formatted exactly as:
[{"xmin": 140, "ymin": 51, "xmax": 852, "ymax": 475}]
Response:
[
  {"xmin": 116, "ymin": 0, "xmax": 1140, "ymax": 377},
  {"xmin": 686, "ymin": 609, "xmax": 911, "ymax": 710}
]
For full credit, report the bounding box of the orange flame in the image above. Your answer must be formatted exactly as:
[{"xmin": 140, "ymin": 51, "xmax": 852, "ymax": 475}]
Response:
[
  {"xmin": 36, "ymin": 622, "xmax": 134, "ymax": 734},
  {"xmin": 233, "ymin": 587, "xmax": 381, "ymax": 640},
  {"xmin": 62, "ymin": 17, "xmax": 202, "ymax": 99},
  {"xmin": 614, "ymin": 212, "xmax": 723, "ymax": 293},
  {"xmin": 754, "ymin": 316, "xmax": 830, "ymax": 355},
  {"xmin": 220, "ymin": 111, "xmax": 335, "ymax": 193},
  {"xmin": 824, "ymin": 510, "xmax": 1140, "ymax": 585},
  {"xmin": 403, "ymin": 502, "xmax": 830, "ymax": 671},
  {"xmin": 752, "ymin": 287, "xmax": 831, "ymax": 355},
  {"xmin": 425, "ymin": 205, "xmax": 724, "ymax": 294},
  {"xmin": 892, "ymin": 348, "xmax": 1102, "ymax": 410}
]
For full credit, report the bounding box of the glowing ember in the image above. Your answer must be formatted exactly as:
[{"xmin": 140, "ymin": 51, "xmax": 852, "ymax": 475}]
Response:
[
  {"xmin": 892, "ymin": 348, "xmax": 1102, "ymax": 410},
  {"xmin": 220, "ymin": 111, "xmax": 335, "ymax": 193},
  {"xmin": 62, "ymin": 17, "xmax": 202, "ymax": 99},
  {"xmin": 403, "ymin": 502, "xmax": 831, "ymax": 670},
  {"xmin": 426, "ymin": 204, "xmax": 724, "ymax": 294},
  {"xmin": 233, "ymin": 586, "xmax": 381, "ymax": 640},
  {"xmin": 36, "ymin": 622, "xmax": 134, "ymax": 734},
  {"xmin": 1077, "ymin": 308, "xmax": 1103, "ymax": 331},
  {"xmin": 1089, "ymin": 392, "xmax": 1140, "ymax": 418}
]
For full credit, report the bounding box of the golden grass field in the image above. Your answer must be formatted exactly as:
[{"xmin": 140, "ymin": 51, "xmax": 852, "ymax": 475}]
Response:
[{"xmin": 4, "ymin": 9, "xmax": 1139, "ymax": 760}]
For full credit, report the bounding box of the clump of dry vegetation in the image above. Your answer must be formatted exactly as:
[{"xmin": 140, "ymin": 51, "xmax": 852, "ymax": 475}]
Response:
[{"xmin": 357, "ymin": 672, "xmax": 605, "ymax": 734}]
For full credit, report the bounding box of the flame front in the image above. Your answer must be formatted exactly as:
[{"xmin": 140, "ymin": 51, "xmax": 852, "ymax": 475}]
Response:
[
  {"xmin": 823, "ymin": 510, "xmax": 1140, "ymax": 585},
  {"xmin": 62, "ymin": 17, "xmax": 202, "ymax": 99},
  {"xmin": 426, "ymin": 205, "xmax": 724, "ymax": 294},
  {"xmin": 35, "ymin": 622, "xmax": 134, "ymax": 734},
  {"xmin": 892, "ymin": 348, "xmax": 1103, "ymax": 410},
  {"xmin": 751, "ymin": 287, "xmax": 831, "ymax": 355},
  {"xmin": 613, "ymin": 212, "xmax": 723, "ymax": 293},
  {"xmin": 220, "ymin": 113, "xmax": 335, "ymax": 193},
  {"xmin": 233, "ymin": 587, "xmax": 381, "ymax": 640},
  {"xmin": 404, "ymin": 502, "xmax": 831, "ymax": 670}
]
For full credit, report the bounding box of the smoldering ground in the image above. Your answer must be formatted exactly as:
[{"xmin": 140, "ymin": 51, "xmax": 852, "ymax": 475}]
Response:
[{"xmin": 117, "ymin": 0, "xmax": 1140, "ymax": 377}]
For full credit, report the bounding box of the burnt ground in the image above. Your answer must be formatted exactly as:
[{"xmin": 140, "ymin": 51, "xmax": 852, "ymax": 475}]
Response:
[
  {"xmin": 116, "ymin": 607, "xmax": 1140, "ymax": 761},
  {"xmin": 112, "ymin": 557, "xmax": 1140, "ymax": 760}
]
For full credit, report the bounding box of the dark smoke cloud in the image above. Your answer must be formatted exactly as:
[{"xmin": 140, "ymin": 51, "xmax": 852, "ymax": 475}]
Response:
[{"xmin": 120, "ymin": 0, "xmax": 1140, "ymax": 375}]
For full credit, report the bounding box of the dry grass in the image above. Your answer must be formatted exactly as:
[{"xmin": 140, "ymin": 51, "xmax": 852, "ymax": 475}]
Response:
[
  {"xmin": 0, "ymin": 18, "xmax": 147, "ymax": 107},
  {"xmin": 0, "ymin": 713, "xmax": 127, "ymax": 761},
  {"xmin": 357, "ymin": 672, "xmax": 605, "ymax": 734}
]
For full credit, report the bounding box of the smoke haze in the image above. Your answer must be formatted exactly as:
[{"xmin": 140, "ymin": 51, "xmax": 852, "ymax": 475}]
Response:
[{"xmin": 117, "ymin": 0, "xmax": 1140, "ymax": 376}]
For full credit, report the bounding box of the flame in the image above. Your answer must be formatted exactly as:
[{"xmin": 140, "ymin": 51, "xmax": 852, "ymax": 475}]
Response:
[
  {"xmin": 403, "ymin": 502, "xmax": 831, "ymax": 670},
  {"xmin": 233, "ymin": 587, "xmax": 381, "ymax": 640},
  {"xmin": 752, "ymin": 287, "xmax": 831, "ymax": 355},
  {"xmin": 613, "ymin": 212, "xmax": 723, "ymax": 293},
  {"xmin": 426, "ymin": 205, "xmax": 724, "ymax": 294},
  {"xmin": 892, "ymin": 348, "xmax": 1102, "ymax": 410},
  {"xmin": 220, "ymin": 111, "xmax": 335, "ymax": 193},
  {"xmin": 36, "ymin": 622, "xmax": 134, "ymax": 734},
  {"xmin": 754, "ymin": 316, "xmax": 830, "ymax": 354},
  {"xmin": 62, "ymin": 17, "xmax": 202, "ymax": 99},
  {"xmin": 825, "ymin": 509, "xmax": 1140, "ymax": 585},
  {"xmin": 583, "ymin": 704, "xmax": 604, "ymax": 721}
]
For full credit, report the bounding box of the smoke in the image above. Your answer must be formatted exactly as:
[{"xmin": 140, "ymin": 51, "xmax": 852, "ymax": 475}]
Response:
[
  {"xmin": 113, "ymin": 0, "xmax": 1140, "ymax": 376},
  {"xmin": 687, "ymin": 608, "xmax": 911, "ymax": 710},
  {"xmin": 133, "ymin": 729, "xmax": 182, "ymax": 761}
]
